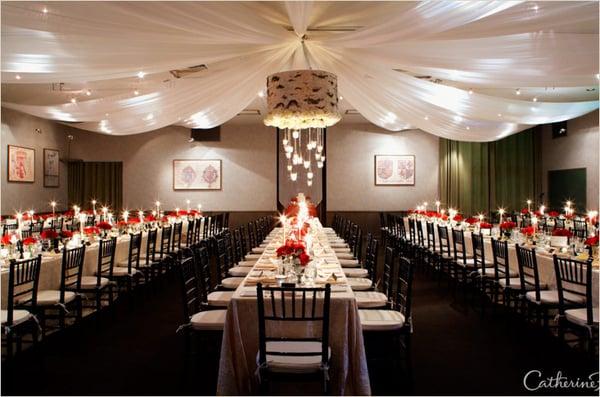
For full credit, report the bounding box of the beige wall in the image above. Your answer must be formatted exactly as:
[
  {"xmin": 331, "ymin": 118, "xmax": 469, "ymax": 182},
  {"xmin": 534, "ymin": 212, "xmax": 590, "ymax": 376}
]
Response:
[
  {"xmin": 68, "ymin": 122, "xmax": 277, "ymax": 211},
  {"xmin": 326, "ymin": 123, "xmax": 440, "ymax": 211},
  {"xmin": 540, "ymin": 110, "xmax": 599, "ymax": 210},
  {"xmin": 1, "ymin": 108, "xmax": 70, "ymax": 213}
]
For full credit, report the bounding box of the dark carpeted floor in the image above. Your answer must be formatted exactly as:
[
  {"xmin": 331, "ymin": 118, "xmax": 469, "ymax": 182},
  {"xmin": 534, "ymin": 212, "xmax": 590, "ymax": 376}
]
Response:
[{"xmin": 2, "ymin": 269, "xmax": 598, "ymax": 396}]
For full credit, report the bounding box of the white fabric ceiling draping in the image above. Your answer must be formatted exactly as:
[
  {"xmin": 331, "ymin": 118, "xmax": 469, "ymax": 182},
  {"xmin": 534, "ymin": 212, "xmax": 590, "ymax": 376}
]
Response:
[{"xmin": 1, "ymin": 1, "xmax": 598, "ymax": 141}]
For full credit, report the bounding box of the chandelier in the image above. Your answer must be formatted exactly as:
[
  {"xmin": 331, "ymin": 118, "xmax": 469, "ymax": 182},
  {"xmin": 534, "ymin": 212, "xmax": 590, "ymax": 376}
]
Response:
[{"xmin": 264, "ymin": 69, "xmax": 341, "ymax": 185}]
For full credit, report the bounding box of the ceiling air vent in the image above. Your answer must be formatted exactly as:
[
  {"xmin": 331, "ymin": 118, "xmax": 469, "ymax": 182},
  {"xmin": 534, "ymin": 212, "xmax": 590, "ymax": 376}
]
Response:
[
  {"xmin": 345, "ymin": 109, "xmax": 360, "ymax": 115},
  {"xmin": 237, "ymin": 109, "xmax": 261, "ymax": 116},
  {"xmin": 169, "ymin": 64, "xmax": 208, "ymax": 79}
]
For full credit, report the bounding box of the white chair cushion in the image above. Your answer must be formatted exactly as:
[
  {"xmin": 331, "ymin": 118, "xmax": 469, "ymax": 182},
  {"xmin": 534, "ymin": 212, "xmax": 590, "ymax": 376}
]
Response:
[
  {"xmin": 333, "ymin": 248, "xmax": 352, "ymax": 253},
  {"xmin": 229, "ymin": 266, "xmax": 251, "ymax": 277},
  {"xmin": 1, "ymin": 309, "xmax": 32, "ymax": 326},
  {"xmin": 355, "ymin": 291, "xmax": 388, "ymax": 309},
  {"xmin": 238, "ymin": 260, "xmax": 256, "ymax": 267},
  {"xmin": 477, "ymin": 268, "xmax": 496, "ymax": 277},
  {"xmin": 190, "ymin": 310, "xmax": 227, "ymax": 331},
  {"xmin": 565, "ymin": 307, "xmax": 599, "ymax": 326},
  {"xmin": 259, "ymin": 341, "xmax": 331, "ymax": 374},
  {"xmin": 80, "ymin": 276, "xmax": 110, "ymax": 289},
  {"xmin": 105, "ymin": 267, "xmax": 138, "ymax": 276},
  {"xmin": 348, "ymin": 278, "xmax": 373, "ymax": 291},
  {"xmin": 525, "ymin": 290, "xmax": 586, "ymax": 305},
  {"xmin": 498, "ymin": 277, "xmax": 547, "ymax": 290},
  {"xmin": 339, "ymin": 259, "xmax": 360, "ymax": 268},
  {"xmin": 35, "ymin": 290, "xmax": 77, "ymax": 306},
  {"xmin": 330, "ymin": 243, "xmax": 349, "ymax": 249},
  {"xmin": 359, "ymin": 309, "xmax": 405, "ymax": 331},
  {"xmin": 336, "ymin": 252, "xmax": 355, "ymax": 259},
  {"xmin": 343, "ymin": 268, "xmax": 369, "ymax": 278},
  {"xmin": 259, "ymin": 243, "xmax": 269, "ymax": 248},
  {"xmin": 207, "ymin": 291, "xmax": 234, "ymax": 307},
  {"xmin": 252, "ymin": 247, "xmax": 265, "ymax": 254},
  {"xmin": 221, "ymin": 277, "xmax": 244, "ymax": 289}
]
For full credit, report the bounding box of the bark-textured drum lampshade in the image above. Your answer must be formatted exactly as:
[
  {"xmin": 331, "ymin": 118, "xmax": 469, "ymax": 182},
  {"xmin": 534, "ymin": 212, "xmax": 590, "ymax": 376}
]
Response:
[{"xmin": 264, "ymin": 70, "xmax": 341, "ymax": 129}]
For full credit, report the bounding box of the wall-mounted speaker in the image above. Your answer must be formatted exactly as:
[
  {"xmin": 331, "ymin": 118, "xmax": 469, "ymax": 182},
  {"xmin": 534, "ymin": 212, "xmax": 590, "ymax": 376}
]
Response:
[{"xmin": 190, "ymin": 126, "xmax": 220, "ymax": 142}]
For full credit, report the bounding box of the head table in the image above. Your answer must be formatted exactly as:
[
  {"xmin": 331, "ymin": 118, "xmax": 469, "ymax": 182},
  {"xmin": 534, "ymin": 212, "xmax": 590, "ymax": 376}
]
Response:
[{"xmin": 216, "ymin": 224, "xmax": 371, "ymax": 395}]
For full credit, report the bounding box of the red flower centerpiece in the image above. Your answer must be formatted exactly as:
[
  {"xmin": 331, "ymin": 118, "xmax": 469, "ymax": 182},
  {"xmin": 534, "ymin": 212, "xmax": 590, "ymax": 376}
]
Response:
[
  {"xmin": 585, "ymin": 235, "xmax": 598, "ymax": 247},
  {"xmin": 2, "ymin": 234, "xmax": 14, "ymax": 246},
  {"xmin": 22, "ymin": 237, "xmax": 37, "ymax": 246},
  {"xmin": 552, "ymin": 228, "xmax": 572, "ymax": 237},
  {"xmin": 84, "ymin": 226, "xmax": 100, "ymax": 236},
  {"xmin": 548, "ymin": 211, "xmax": 560, "ymax": 218},
  {"xmin": 40, "ymin": 230, "xmax": 59, "ymax": 240},
  {"xmin": 500, "ymin": 221, "xmax": 517, "ymax": 231},
  {"xmin": 277, "ymin": 239, "xmax": 311, "ymax": 279},
  {"xmin": 453, "ymin": 214, "xmax": 463, "ymax": 222},
  {"xmin": 520, "ymin": 226, "xmax": 535, "ymax": 237},
  {"xmin": 60, "ymin": 230, "xmax": 73, "ymax": 239},
  {"xmin": 479, "ymin": 222, "xmax": 493, "ymax": 229},
  {"xmin": 464, "ymin": 217, "xmax": 478, "ymax": 225}
]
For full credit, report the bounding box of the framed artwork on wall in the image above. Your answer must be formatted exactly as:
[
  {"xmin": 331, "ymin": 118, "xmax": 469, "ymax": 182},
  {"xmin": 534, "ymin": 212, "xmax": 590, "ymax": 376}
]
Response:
[
  {"xmin": 43, "ymin": 148, "xmax": 60, "ymax": 187},
  {"xmin": 374, "ymin": 154, "xmax": 415, "ymax": 186},
  {"xmin": 173, "ymin": 159, "xmax": 222, "ymax": 190},
  {"xmin": 7, "ymin": 145, "xmax": 35, "ymax": 183}
]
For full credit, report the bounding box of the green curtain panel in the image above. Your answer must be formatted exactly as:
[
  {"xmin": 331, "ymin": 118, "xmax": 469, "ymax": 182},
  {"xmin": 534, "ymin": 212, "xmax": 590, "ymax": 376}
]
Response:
[
  {"xmin": 439, "ymin": 129, "xmax": 537, "ymax": 216},
  {"xmin": 68, "ymin": 161, "xmax": 123, "ymax": 210}
]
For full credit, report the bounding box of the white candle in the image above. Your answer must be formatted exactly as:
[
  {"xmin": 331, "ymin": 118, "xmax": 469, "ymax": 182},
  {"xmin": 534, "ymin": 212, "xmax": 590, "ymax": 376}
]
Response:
[
  {"xmin": 498, "ymin": 208, "xmax": 505, "ymax": 224},
  {"xmin": 564, "ymin": 206, "xmax": 570, "ymax": 216},
  {"xmin": 527, "ymin": 199, "xmax": 531, "ymax": 212},
  {"xmin": 186, "ymin": 199, "xmax": 191, "ymax": 212},
  {"xmin": 138, "ymin": 210, "xmax": 144, "ymax": 223},
  {"xmin": 539, "ymin": 205, "xmax": 545, "ymax": 216},
  {"xmin": 435, "ymin": 200, "xmax": 441, "ymax": 214},
  {"xmin": 423, "ymin": 202, "xmax": 428, "ymax": 211},
  {"xmin": 50, "ymin": 201, "xmax": 56, "ymax": 218},
  {"xmin": 16, "ymin": 212, "xmax": 23, "ymax": 239},
  {"xmin": 102, "ymin": 206, "xmax": 108, "ymax": 221},
  {"xmin": 175, "ymin": 207, "xmax": 180, "ymax": 217},
  {"xmin": 478, "ymin": 214, "xmax": 484, "ymax": 222},
  {"xmin": 155, "ymin": 201, "xmax": 161, "ymax": 214},
  {"xmin": 79, "ymin": 213, "xmax": 86, "ymax": 235},
  {"xmin": 91, "ymin": 200, "xmax": 97, "ymax": 215},
  {"xmin": 123, "ymin": 210, "xmax": 129, "ymax": 223}
]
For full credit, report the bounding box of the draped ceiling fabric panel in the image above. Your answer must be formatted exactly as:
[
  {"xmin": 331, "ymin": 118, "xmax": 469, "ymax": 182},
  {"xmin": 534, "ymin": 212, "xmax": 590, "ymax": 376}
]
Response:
[{"xmin": 1, "ymin": 1, "xmax": 598, "ymax": 141}]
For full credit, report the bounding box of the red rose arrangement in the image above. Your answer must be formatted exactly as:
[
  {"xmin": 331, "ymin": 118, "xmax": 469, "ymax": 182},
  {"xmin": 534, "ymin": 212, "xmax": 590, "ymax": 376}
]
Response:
[
  {"xmin": 117, "ymin": 221, "xmax": 128, "ymax": 228},
  {"xmin": 520, "ymin": 226, "xmax": 535, "ymax": 236},
  {"xmin": 84, "ymin": 226, "xmax": 100, "ymax": 235},
  {"xmin": 521, "ymin": 208, "xmax": 529, "ymax": 215},
  {"xmin": 62, "ymin": 210, "xmax": 75, "ymax": 218},
  {"xmin": 60, "ymin": 230, "xmax": 73, "ymax": 239},
  {"xmin": 22, "ymin": 237, "xmax": 37, "ymax": 246},
  {"xmin": 40, "ymin": 230, "xmax": 59, "ymax": 240},
  {"xmin": 548, "ymin": 211, "xmax": 560, "ymax": 218},
  {"xmin": 96, "ymin": 221, "xmax": 113, "ymax": 231},
  {"xmin": 453, "ymin": 214, "xmax": 463, "ymax": 222},
  {"xmin": 144, "ymin": 215, "xmax": 156, "ymax": 223},
  {"xmin": 500, "ymin": 221, "xmax": 517, "ymax": 230},
  {"xmin": 2, "ymin": 234, "xmax": 13, "ymax": 245},
  {"xmin": 552, "ymin": 228, "xmax": 572, "ymax": 237},
  {"xmin": 479, "ymin": 222, "xmax": 493, "ymax": 229},
  {"xmin": 584, "ymin": 235, "xmax": 598, "ymax": 246},
  {"xmin": 128, "ymin": 218, "xmax": 140, "ymax": 224},
  {"xmin": 464, "ymin": 217, "xmax": 478, "ymax": 225},
  {"xmin": 276, "ymin": 239, "xmax": 311, "ymax": 266}
]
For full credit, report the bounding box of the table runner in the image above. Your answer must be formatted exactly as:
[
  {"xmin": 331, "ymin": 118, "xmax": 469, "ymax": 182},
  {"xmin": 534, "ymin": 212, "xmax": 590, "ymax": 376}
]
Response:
[{"xmin": 216, "ymin": 227, "xmax": 371, "ymax": 395}]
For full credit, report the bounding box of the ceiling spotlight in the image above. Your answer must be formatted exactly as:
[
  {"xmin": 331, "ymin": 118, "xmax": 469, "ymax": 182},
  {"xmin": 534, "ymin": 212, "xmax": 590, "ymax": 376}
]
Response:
[
  {"xmin": 137, "ymin": 71, "xmax": 146, "ymax": 79},
  {"xmin": 497, "ymin": 113, "xmax": 502, "ymax": 117},
  {"xmin": 533, "ymin": 97, "xmax": 538, "ymax": 102},
  {"xmin": 42, "ymin": 7, "xmax": 48, "ymax": 13},
  {"xmin": 515, "ymin": 88, "xmax": 521, "ymax": 95},
  {"xmin": 258, "ymin": 90, "xmax": 265, "ymax": 98},
  {"xmin": 287, "ymin": 165, "xmax": 293, "ymax": 172},
  {"xmin": 86, "ymin": 89, "xmax": 92, "ymax": 96},
  {"xmin": 134, "ymin": 90, "xmax": 139, "ymax": 96},
  {"xmin": 468, "ymin": 89, "xmax": 473, "ymax": 95},
  {"xmin": 307, "ymin": 180, "xmax": 313, "ymax": 187},
  {"xmin": 466, "ymin": 126, "xmax": 470, "ymax": 130},
  {"xmin": 424, "ymin": 116, "xmax": 429, "ymax": 120},
  {"xmin": 339, "ymin": 96, "xmax": 343, "ymax": 100},
  {"xmin": 70, "ymin": 97, "xmax": 77, "ymax": 103},
  {"xmin": 15, "ymin": 74, "xmax": 21, "ymax": 80}
]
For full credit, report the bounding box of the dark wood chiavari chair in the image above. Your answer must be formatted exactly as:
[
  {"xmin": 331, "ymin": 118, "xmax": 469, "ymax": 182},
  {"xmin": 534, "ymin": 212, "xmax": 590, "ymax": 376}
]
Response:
[
  {"xmin": 256, "ymin": 282, "xmax": 332, "ymax": 394},
  {"xmin": 112, "ymin": 232, "xmax": 144, "ymax": 294},
  {"xmin": 436, "ymin": 225, "xmax": 454, "ymax": 282},
  {"xmin": 2, "ymin": 255, "xmax": 42, "ymax": 360},
  {"xmin": 82, "ymin": 236, "xmax": 117, "ymax": 312},
  {"xmin": 185, "ymin": 218, "xmax": 196, "ymax": 248},
  {"xmin": 490, "ymin": 238, "xmax": 520, "ymax": 309},
  {"xmin": 516, "ymin": 245, "xmax": 550, "ymax": 325},
  {"xmin": 553, "ymin": 255, "xmax": 597, "ymax": 356}
]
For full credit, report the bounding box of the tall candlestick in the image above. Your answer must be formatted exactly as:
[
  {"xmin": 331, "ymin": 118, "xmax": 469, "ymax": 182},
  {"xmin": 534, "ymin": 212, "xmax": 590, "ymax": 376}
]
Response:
[
  {"xmin": 175, "ymin": 207, "xmax": 180, "ymax": 217},
  {"xmin": 155, "ymin": 201, "xmax": 160, "ymax": 214},
  {"xmin": 79, "ymin": 213, "xmax": 86, "ymax": 235},
  {"xmin": 50, "ymin": 201, "xmax": 56, "ymax": 218},
  {"xmin": 91, "ymin": 200, "xmax": 97, "ymax": 215},
  {"xmin": 423, "ymin": 202, "xmax": 428, "ymax": 211},
  {"xmin": 539, "ymin": 205, "xmax": 545, "ymax": 216},
  {"xmin": 102, "ymin": 206, "xmax": 108, "ymax": 222},
  {"xmin": 123, "ymin": 210, "xmax": 129, "ymax": 223},
  {"xmin": 527, "ymin": 199, "xmax": 531, "ymax": 212},
  {"xmin": 138, "ymin": 210, "xmax": 144, "ymax": 224},
  {"xmin": 498, "ymin": 208, "xmax": 505, "ymax": 224},
  {"xmin": 435, "ymin": 200, "xmax": 441, "ymax": 214},
  {"xmin": 186, "ymin": 199, "xmax": 191, "ymax": 212},
  {"xmin": 16, "ymin": 212, "xmax": 23, "ymax": 239}
]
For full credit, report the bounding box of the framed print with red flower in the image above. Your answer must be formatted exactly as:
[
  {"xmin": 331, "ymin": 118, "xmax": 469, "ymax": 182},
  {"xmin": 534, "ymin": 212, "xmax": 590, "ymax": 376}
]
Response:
[
  {"xmin": 7, "ymin": 145, "xmax": 35, "ymax": 183},
  {"xmin": 173, "ymin": 159, "xmax": 222, "ymax": 190},
  {"xmin": 374, "ymin": 154, "xmax": 415, "ymax": 186}
]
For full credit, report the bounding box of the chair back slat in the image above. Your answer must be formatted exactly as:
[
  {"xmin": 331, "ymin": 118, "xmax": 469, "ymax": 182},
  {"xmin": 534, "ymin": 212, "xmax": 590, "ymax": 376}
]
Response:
[
  {"xmin": 6, "ymin": 255, "xmax": 42, "ymax": 325},
  {"xmin": 554, "ymin": 255, "xmax": 594, "ymax": 324},
  {"xmin": 61, "ymin": 245, "xmax": 86, "ymax": 297},
  {"xmin": 516, "ymin": 244, "xmax": 542, "ymax": 300}
]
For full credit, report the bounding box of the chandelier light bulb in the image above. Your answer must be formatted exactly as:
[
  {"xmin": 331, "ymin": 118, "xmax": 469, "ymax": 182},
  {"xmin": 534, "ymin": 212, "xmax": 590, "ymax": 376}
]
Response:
[
  {"xmin": 303, "ymin": 160, "xmax": 310, "ymax": 169},
  {"xmin": 292, "ymin": 130, "xmax": 300, "ymax": 139},
  {"xmin": 285, "ymin": 152, "xmax": 291, "ymax": 159},
  {"xmin": 282, "ymin": 138, "xmax": 288, "ymax": 145},
  {"xmin": 307, "ymin": 180, "xmax": 313, "ymax": 187},
  {"xmin": 287, "ymin": 165, "xmax": 293, "ymax": 172},
  {"xmin": 290, "ymin": 173, "xmax": 297, "ymax": 181},
  {"xmin": 533, "ymin": 97, "xmax": 538, "ymax": 102},
  {"xmin": 320, "ymin": 156, "xmax": 326, "ymax": 162},
  {"xmin": 317, "ymin": 145, "xmax": 323, "ymax": 152},
  {"xmin": 315, "ymin": 153, "xmax": 321, "ymax": 160},
  {"xmin": 307, "ymin": 171, "xmax": 314, "ymax": 179},
  {"xmin": 317, "ymin": 161, "xmax": 324, "ymax": 168}
]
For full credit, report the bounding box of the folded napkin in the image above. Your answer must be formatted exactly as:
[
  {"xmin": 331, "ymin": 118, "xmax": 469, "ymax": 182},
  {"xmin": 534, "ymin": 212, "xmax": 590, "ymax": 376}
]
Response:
[
  {"xmin": 245, "ymin": 276, "xmax": 277, "ymax": 285},
  {"xmin": 315, "ymin": 275, "xmax": 346, "ymax": 285},
  {"xmin": 254, "ymin": 263, "xmax": 278, "ymax": 270}
]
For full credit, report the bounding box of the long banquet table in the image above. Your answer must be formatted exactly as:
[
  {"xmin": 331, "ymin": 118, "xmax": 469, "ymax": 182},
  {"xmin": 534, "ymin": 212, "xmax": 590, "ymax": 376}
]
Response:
[
  {"xmin": 0, "ymin": 224, "xmax": 188, "ymax": 309},
  {"xmin": 216, "ymin": 226, "xmax": 371, "ymax": 395},
  {"xmin": 404, "ymin": 218, "xmax": 599, "ymax": 306}
]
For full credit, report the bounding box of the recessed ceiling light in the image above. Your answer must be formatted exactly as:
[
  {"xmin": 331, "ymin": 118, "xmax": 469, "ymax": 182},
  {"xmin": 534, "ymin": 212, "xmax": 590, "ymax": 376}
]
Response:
[
  {"xmin": 533, "ymin": 97, "xmax": 538, "ymax": 102},
  {"xmin": 468, "ymin": 89, "xmax": 473, "ymax": 95},
  {"xmin": 134, "ymin": 90, "xmax": 139, "ymax": 96},
  {"xmin": 137, "ymin": 71, "xmax": 146, "ymax": 79},
  {"xmin": 15, "ymin": 74, "xmax": 21, "ymax": 80},
  {"xmin": 86, "ymin": 89, "xmax": 91, "ymax": 96},
  {"xmin": 424, "ymin": 116, "xmax": 429, "ymax": 120},
  {"xmin": 42, "ymin": 7, "xmax": 48, "ymax": 13},
  {"xmin": 498, "ymin": 113, "xmax": 502, "ymax": 117},
  {"xmin": 339, "ymin": 96, "xmax": 343, "ymax": 100},
  {"xmin": 453, "ymin": 115, "xmax": 462, "ymax": 122},
  {"xmin": 70, "ymin": 97, "xmax": 77, "ymax": 103},
  {"xmin": 515, "ymin": 88, "xmax": 521, "ymax": 95},
  {"xmin": 466, "ymin": 126, "xmax": 470, "ymax": 130},
  {"xmin": 257, "ymin": 90, "xmax": 265, "ymax": 98}
]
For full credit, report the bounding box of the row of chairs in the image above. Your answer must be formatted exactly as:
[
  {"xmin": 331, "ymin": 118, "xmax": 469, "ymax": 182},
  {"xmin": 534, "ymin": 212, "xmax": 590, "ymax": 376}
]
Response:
[
  {"xmin": 1, "ymin": 214, "xmax": 230, "ymax": 361},
  {"xmin": 382, "ymin": 214, "xmax": 598, "ymax": 358}
]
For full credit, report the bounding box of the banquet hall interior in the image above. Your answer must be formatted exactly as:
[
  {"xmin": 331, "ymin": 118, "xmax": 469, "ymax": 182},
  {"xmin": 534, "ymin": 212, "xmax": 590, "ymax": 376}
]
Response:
[{"xmin": 1, "ymin": 1, "xmax": 599, "ymax": 396}]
